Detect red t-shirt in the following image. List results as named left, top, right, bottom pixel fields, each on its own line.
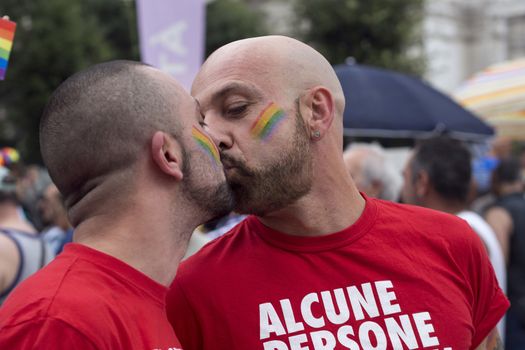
left=167, top=197, right=509, bottom=350
left=0, top=243, right=182, bottom=350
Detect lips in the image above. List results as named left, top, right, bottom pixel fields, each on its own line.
left=220, top=154, right=239, bottom=169
left=220, top=155, right=251, bottom=177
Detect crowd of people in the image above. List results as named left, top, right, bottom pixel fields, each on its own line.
left=0, top=155, right=70, bottom=303
left=344, top=137, right=525, bottom=348
left=0, top=34, right=522, bottom=350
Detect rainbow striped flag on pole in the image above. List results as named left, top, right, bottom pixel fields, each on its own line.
left=0, top=18, right=16, bottom=80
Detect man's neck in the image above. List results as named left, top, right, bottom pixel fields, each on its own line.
left=498, top=183, right=523, bottom=197
left=56, top=215, right=71, bottom=231
left=258, top=166, right=366, bottom=237
left=0, top=203, right=37, bottom=233
left=421, top=195, right=466, bottom=215
left=73, top=204, right=195, bottom=286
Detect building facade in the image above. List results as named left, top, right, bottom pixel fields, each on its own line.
left=424, top=0, right=525, bottom=93
left=249, top=0, right=525, bottom=93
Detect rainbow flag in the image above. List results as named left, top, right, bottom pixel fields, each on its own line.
left=250, top=102, right=286, bottom=140
left=0, top=18, right=16, bottom=80
left=0, top=147, right=20, bottom=166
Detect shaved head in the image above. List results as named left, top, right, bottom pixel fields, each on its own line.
left=194, top=35, right=345, bottom=124
left=40, top=60, right=186, bottom=214
left=191, top=36, right=350, bottom=214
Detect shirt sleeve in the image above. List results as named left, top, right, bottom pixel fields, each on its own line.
left=457, top=219, right=510, bottom=348
left=166, top=278, right=203, bottom=350
left=0, top=317, right=99, bottom=349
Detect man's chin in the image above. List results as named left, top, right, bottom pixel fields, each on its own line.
left=225, top=170, right=249, bottom=185
left=209, top=181, right=236, bottom=217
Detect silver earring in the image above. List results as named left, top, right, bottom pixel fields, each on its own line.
left=312, top=130, right=321, bottom=138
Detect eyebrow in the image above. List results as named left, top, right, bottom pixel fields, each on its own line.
left=211, top=81, right=263, bottom=102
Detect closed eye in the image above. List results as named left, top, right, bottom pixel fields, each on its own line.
left=225, top=104, right=248, bottom=118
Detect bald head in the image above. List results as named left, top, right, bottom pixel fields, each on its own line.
left=195, top=35, right=345, bottom=123
left=40, top=60, right=186, bottom=211
left=344, top=143, right=402, bottom=201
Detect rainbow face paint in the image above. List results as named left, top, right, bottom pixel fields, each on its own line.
left=192, top=126, right=221, bottom=165
left=250, top=102, right=286, bottom=141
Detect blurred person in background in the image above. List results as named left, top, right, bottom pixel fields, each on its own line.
left=186, top=212, right=247, bottom=258
left=343, top=142, right=402, bottom=202
left=0, top=166, right=54, bottom=304
left=167, top=35, right=507, bottom=350
left=1, top=146, right=55, bottom=232
left=39, top=183, right=73, bottom=254
left=519, top=146, right=525, bottom=180
left=0, top=147, right=20, bottom=170
left=184, top=227, right=211, bottom=260
left=470, top=136, right=515, bottom=214
left=401, top=136, right=507, bottom=338
left=0, top=60, right=234, bottom=349
left=202, top=212, right=246, bottom=240
left=491, top=136, right=513, bottom=161
left=484, top=158, right=525, bottom=349
left=15, top=165, right=52, bottom=231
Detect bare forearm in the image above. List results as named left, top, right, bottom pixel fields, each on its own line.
left=476, top=329, right=503, bottom=350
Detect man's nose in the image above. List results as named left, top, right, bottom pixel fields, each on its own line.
left=204, top=115, right=233, bottom=152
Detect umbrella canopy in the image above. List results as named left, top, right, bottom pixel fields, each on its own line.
left=334, top=63, right=494, bottom=142
left=454, top=57, right=525, bottom=140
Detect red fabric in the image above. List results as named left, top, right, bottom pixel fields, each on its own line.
left=167, top=197, right=509, bottom=350
left=0, top=243, right=182, bottom=350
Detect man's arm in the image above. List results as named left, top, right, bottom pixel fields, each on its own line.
left=0, top=234, right=20, bottom=294
left=0, top=318, right=99, bottom=349
left=485, top=206, right=512, bottom=263
left=475, top=328, right=503, bottom=350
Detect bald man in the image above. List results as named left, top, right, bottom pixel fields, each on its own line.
left=166, top=36, right=508, bottom=350
left=0, top=61, right=233, bottom=349
left=343, top=143, right=402, bottom=202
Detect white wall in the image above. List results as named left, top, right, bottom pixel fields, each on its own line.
left=423, top=0, right=525, bottom=93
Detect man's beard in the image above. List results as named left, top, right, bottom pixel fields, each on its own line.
left=222, top=110, right=313, bottom=216
left=181, top=149, right=235, bottom=222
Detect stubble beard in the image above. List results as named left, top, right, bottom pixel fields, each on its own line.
left=181, top=148, right=235, bottom=224
left=224, top=110, right=313, bottom=216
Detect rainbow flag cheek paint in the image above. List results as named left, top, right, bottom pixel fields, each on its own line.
left=0, top=18, right=16, bottom=81
left=250, top=102, right=286, bottom=141
left=191, top=126, right=221, bottom=165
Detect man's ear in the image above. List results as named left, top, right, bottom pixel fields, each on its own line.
left=415, top=170, right=429, bottom=198
left=151, top=131, right=184, bottom=181
left=302, top=86, right=335, bottom=141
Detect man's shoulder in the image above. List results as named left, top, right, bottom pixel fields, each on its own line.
left=0, top=255, right=138, bottom=349
left=457, top=210, right=491, bottom=232
left=0, top=314, right=98, bottom=349
left=1, top=253, right=119, bottom=327
left=374, top=198, right=467, bottom=226
left=0, top=256, right=71, bottom=327
left=372, top=199, right=476, bottom=246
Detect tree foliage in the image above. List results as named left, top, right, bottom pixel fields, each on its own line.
left=205, top=0, right=268, bottom=58
left=0, top=0, right=138, bottom=163
left=293, top=0, right=425, bottom=75
left=0, top=0, right=424, bottom=162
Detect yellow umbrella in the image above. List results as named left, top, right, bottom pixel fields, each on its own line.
left=454, top=57, right=525, bottom=140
